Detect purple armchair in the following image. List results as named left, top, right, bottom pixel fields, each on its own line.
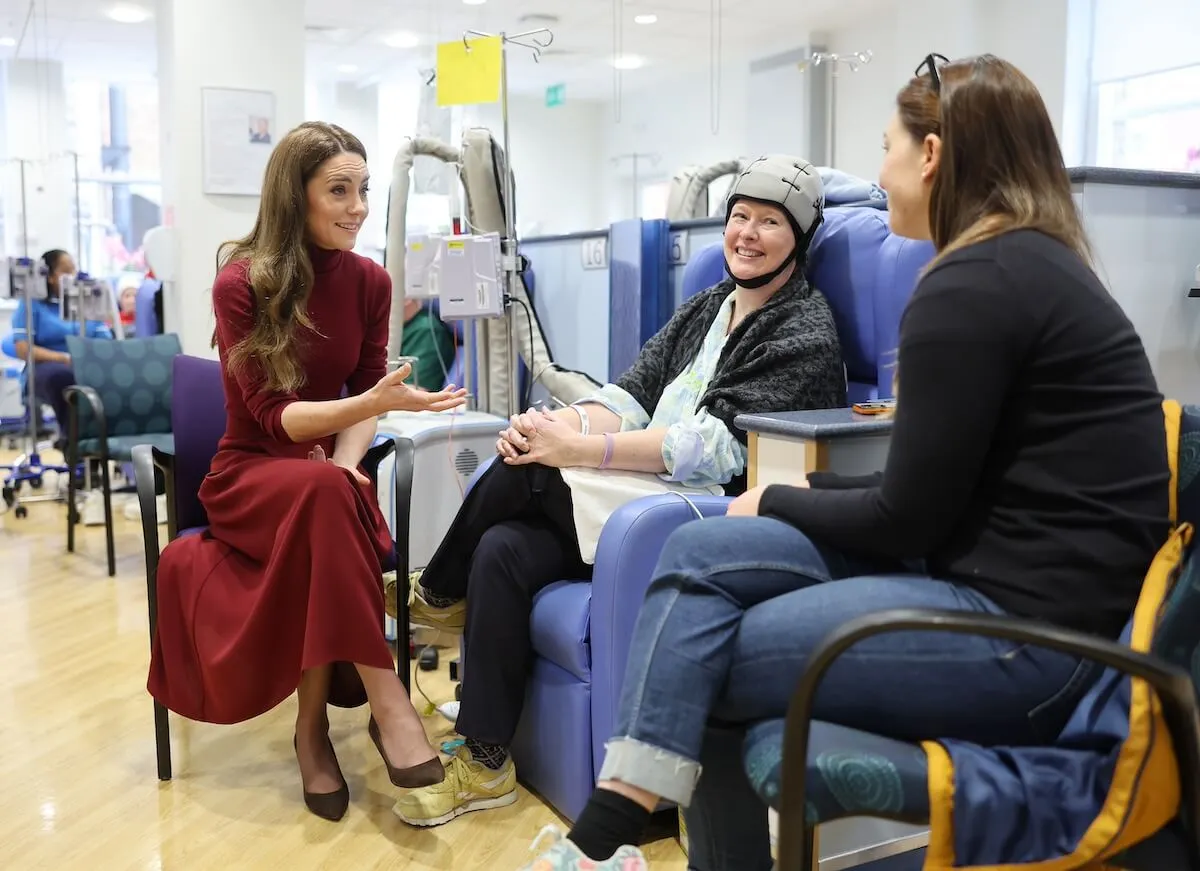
left=131, top=354, right=413, bottom=781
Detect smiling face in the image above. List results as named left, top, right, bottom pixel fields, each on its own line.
left=723, top=199, right=796, bottom=286
left=304, top=151, right=369, bottom=250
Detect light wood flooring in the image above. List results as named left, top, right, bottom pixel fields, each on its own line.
left=0, top=455, right=687, bottom=870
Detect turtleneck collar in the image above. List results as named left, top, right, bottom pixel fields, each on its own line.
left=307, top=243, right=346, bottom=275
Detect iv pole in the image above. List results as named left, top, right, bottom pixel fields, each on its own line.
left=798, top=50, right=872, bottom=167
left=1, top=156, right=72, bottom=515
left=462, top=27, right=553, bottom=419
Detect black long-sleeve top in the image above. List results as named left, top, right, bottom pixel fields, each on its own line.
left=759, top=230, right=1171, bottom=638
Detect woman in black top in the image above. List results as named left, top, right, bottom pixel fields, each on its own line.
left=518, top=55, right=1171, bottom=871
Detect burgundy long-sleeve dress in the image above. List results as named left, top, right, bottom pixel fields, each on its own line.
left=147, top=244, right=396, bottom=724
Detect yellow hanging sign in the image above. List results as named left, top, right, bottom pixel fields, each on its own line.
left=436, top=36, right=503, bottom=106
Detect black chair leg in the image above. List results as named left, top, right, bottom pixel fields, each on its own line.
left=394, top=557, right=411, bottom=693
left=100, top=455, right=116, bottom=577
left=154, top=699, right=172, bottom=780
left=66, top=454, right=77, bottom=553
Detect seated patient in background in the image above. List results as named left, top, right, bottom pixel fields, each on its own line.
left=10, top=249, right=113, bottom=451
left=391, top=153, right=848, bottom=828
left=399, top=297, right=456, bottom=390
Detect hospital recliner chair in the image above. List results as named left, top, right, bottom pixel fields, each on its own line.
left=459, top=207, right=936, bottom=823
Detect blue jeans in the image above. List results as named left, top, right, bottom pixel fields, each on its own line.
left=596, top=516, right=1098, bottom=871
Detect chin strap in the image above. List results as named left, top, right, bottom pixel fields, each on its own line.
left=725, top=245, right=799, bottom=289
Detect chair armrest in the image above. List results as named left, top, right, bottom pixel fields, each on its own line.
left=734, top=407, right=894, bottom=442
left=589, top=493, right=731, bottom=774
left=132, top=443, right=176, bottom=646
left=364, top=433, right=414, bottom=687
left=63, top=384, right=108, bottom=460
left=775, top=608, right=1200, bottom=871
left=362, top=433, right=397, bottom=484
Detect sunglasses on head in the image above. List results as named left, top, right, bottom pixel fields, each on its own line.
left=916, top=53, right=951, bottom=93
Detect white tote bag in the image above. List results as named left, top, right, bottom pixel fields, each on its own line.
left=559, top=466, right=723, bottom=564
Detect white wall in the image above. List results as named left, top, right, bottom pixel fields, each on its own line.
left=157, top=0, right=306, bottom=356
left=0, top=60, right=73, bottom=258
left=827, top=0, right=1071, bottom=181
left=1091, top=0, right=1200, bottom=82
left=464, top=96, right=608, bottom=236
left=601, top=63, right=752, bottom=222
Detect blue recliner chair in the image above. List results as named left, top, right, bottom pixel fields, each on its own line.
left=506, top=207, right=936, bottom=822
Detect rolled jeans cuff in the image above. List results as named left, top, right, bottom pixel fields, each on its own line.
left=597, top=736, right=703, bottom=807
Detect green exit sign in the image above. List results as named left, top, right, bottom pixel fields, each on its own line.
left=545, top=83, right=566, bottom=107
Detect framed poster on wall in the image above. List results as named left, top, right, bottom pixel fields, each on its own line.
left=201, top=87, right=276, bottom=196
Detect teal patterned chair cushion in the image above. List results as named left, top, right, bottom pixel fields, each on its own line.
left=1153, top=405, right=1200, bottom=681
left=76, top=432, right=175, bottom=462
left=742, top=718, right=929, bottom=824
left=65, top=333, right=181, bottom=443
left=1175, top=404, right=1200, bottom=530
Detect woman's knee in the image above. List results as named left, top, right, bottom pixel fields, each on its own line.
left=470, top=525, right=531, bottom=585
left=293, top=460, right=358, bottom=503
left=655, top=515, right=811, bottom=577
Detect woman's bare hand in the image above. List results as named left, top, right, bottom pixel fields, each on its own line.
left=368, top=363, right=468, bottom=414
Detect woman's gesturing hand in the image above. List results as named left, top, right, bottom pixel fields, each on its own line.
left=368, top=363, right=468, bottom=414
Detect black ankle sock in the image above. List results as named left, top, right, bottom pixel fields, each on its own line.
left=568, top=789, right=652, bottom=861
left=464, top=737, right=508, bottom=770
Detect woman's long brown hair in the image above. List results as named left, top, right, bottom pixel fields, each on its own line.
left=897, top=53, right=1090, bottom=267
left=888, top=54, right=1089, bottom=401
left=214, top=121, right=367, bottom=393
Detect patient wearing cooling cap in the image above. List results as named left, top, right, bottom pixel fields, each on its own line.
left=387, top=153, right=848, bottom=830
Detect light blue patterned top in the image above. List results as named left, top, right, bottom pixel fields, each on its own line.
left=575, top=293, right=744, bottom=488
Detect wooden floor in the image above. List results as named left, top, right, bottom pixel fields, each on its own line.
left=0, top=458, right=687, bottom=870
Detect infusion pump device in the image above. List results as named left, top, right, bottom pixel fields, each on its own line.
left=405, top=232, right=505, bottom=320
left=60, top=273, right=120, bottom=325
left=2, top=257, right=49, bottom=301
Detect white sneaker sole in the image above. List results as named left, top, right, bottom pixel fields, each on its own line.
left=395, top=788, right=517, bottom=827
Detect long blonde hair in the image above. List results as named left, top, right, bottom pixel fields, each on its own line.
left=214, top=121, right=367, bottom=393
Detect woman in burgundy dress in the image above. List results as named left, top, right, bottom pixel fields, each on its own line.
left=147, top=121, right=467, bottom=822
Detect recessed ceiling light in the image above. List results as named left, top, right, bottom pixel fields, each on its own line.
left=634, top=13, right=657, bottom=24
left=107, top=4, right=149, bottom=23
left=612, top=55, right=644, bottom=70
left=0, top=37, right=15, bottom=47
left=384, top=31, right=420, bottom=48
left=463, top=0, right=487, bottom=5
left=337, top=64, right=358, bottom=73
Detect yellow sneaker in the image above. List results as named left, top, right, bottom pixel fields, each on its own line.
left=383, top=570, right=467, bottom=634
left=393, top=745, right=517, bottom=826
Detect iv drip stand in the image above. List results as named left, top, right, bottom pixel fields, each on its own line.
left=1, top=155, right=74, bottom=516
left=463, top=27, right=553, bottom=420
left=798, top=50, right=872, bottom=167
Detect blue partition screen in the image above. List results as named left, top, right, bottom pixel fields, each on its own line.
left=607, top=218, right=671, bottom=381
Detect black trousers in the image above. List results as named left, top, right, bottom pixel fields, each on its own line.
left=422, top=460, right=593, bottom=747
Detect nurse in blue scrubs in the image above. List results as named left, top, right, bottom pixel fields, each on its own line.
left=11, top=249, right=114, bottom=449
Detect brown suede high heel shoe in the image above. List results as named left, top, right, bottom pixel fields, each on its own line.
left=368, top=716, right=446, bottom=788
left=293, top=734, right=351, bottom=821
